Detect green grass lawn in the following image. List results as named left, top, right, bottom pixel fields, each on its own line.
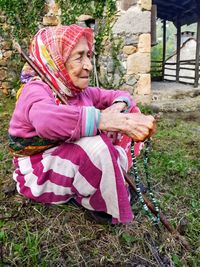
left=0, top=95, right=200, bottom=266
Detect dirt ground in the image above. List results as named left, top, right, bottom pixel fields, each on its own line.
left=151, top=81, right=200, bottom=112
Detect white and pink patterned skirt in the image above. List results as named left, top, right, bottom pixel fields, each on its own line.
left=13, top=133, right=142, bottom=224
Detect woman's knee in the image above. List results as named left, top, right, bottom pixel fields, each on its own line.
left=76, top=134, right=117, bottom=161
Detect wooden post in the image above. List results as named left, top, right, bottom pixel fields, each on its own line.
left=176, top=22, right=181, bottom=82
left=162, top=20, right=166, bottom=80
left=194, top=21, right=200, bottom=87
left=151, top=5, right=157, bottom=46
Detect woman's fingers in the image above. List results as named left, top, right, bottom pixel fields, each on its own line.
left=131, top=129, right=149, bottom=142
left=126, top=114, right=156, bottom=141
left=148, top=119, right=156, bottom=137
left=98, top=112, right=156, bottom=142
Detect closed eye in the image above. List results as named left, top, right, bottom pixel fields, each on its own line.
left=75, top=56, right=82, bottom=61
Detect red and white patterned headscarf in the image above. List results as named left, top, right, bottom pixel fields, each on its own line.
left=21, top=25, right=93, bottom=97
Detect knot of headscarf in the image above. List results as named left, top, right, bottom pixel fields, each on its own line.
left=20, top=24, right=93, bottom=97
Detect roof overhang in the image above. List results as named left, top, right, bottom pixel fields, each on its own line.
left=152, top=0, right=200, bottom=26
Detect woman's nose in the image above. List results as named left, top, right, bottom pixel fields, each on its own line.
left=83, top=57, right=93, bottom=71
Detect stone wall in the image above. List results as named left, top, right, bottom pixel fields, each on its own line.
left=99, top=0, right=152, bottom=104
left=0, top=15, right=14, bottom=95
left=43, top=0, right=61, bottom=26
left=0, top=0, right=60, bottom=96
left=0, top=0, right=152, bottom=104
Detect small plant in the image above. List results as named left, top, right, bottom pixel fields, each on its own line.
left=100, top=37, right=125, bottom=89
left=0, top=0, right=45, bottom=40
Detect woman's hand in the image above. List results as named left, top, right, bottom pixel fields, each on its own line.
left=102, top=102, right=127, bottom=113
left=99, top=112, right=156, bottom=142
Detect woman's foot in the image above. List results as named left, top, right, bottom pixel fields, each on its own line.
left=68, top=198, right=112, bottom=224
left=85, top=210, right=112, bottom=225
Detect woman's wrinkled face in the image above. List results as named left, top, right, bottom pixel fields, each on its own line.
left=65, top=36, right=93, bottom=90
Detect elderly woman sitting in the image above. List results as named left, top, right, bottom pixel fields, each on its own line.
left=8, top=25, right=155, bottom=224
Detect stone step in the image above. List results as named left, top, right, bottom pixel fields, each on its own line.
left=152, top=88, right=200, bottom=101
left=150, top=95, right=200, bottom=112
left=150, top=82, right=200, bottom=112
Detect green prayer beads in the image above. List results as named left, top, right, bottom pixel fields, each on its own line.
left=129, top=138, right=160, bottom=224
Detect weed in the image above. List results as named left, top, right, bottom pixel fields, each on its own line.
left=0, top=96, right=199, bottom=266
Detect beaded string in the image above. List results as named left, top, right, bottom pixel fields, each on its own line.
left=143, top=138, right=160, bottom=222
left=129, top=138, right=160, bottom=224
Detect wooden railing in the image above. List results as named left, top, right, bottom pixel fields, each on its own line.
left=151, top=59, right=200, bottom=85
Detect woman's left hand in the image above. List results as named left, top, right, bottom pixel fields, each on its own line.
left=102, top=102, right=127, bottom=114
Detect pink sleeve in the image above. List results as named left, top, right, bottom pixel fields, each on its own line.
left=9, top=81, right=100, bottom=141
left=84, top=87, right=136, bottom=110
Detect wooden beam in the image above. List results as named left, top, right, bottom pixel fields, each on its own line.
left=151, top=5, right=157, bottom=46
left=162, top=20, right=166, bottom=80
left=176, top=22, right=181, bottom=82
left=196, top=0, right=200, bottom=12
left=154, top=0, right=199, bottom=25
left=194, top=21, right=200, bottom=87
left=156, top=2, right=184, bottom=10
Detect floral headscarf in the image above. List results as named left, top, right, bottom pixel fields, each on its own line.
left=20, top=24, right=93, bottom=97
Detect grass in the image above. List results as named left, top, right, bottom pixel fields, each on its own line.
left=0, top=95, right=200, bottom=266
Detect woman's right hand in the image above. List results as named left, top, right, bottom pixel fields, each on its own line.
left=98, top=112, right=156, bottom=142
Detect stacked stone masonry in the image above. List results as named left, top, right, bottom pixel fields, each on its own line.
left=0, top=1, right=61, bottom=96
left=0, top=15, right=14, bottom=95
left=99, top=0, right=152, bottom=103
left=0, top=0, right=152, bottom=103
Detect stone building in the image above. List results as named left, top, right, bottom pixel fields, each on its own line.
left=0, top=0, right=152, bottom=104
left=99, top=0, right=152, bottom=103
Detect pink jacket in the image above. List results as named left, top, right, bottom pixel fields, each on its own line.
left=9, top=80, right=136, bottom=141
